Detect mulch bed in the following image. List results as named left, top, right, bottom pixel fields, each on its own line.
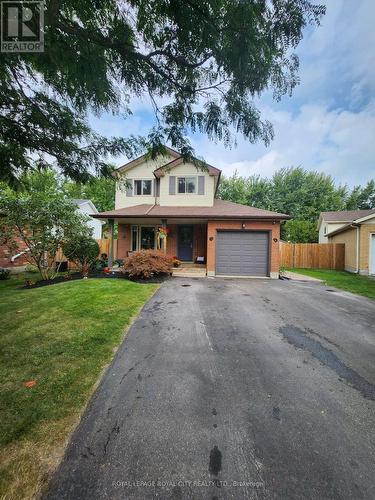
left=21, top=271, right=171, bottom=289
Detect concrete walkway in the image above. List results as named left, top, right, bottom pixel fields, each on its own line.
left=283, top=270, right=323, bottom=282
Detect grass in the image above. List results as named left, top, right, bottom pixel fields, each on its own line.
left=289, top=268, right=375, bottom=300
left=0, top=273, right=158, bottom=499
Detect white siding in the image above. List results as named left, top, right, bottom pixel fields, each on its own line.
left=115, top=155, right=173, bottom=209
left=319, top=221, right=347, bottom=243
left=159, top=163, right=214, bottom=207
left=115, top=158, right=215, bottom=208
left=77, top=202, right=102, bottom=239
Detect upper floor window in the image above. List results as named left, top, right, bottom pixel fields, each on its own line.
left=178, top=176, right=196, bottom=194
left=324, top=225, right=327, bottom=235
left=134, top=179, right=152, bottom=195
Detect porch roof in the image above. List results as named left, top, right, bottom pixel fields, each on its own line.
left=92, top=199, right=290, bottom=220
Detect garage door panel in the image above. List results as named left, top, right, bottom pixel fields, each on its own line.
left=216, top=231, right=269, bottom=276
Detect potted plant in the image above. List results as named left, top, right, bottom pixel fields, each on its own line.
left=172, top=256, right=181, bottom=268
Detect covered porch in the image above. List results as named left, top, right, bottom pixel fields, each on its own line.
left=106, top=217, right=208, bottom=274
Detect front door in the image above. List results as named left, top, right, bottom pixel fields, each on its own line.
left=178, top=225, right=193, bottom=261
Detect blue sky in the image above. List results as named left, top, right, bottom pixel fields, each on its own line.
left=90, top=0, right=375, bottom=187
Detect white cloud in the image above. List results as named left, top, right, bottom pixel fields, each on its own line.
left=192, top=101, right=375, bottom=186
left=88, top=0, right=375, bottom=187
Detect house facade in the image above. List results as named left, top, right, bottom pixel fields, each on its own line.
left=93, top=148, right=289, bottom=278
left=317, top=209, right=375, bottom=243
left=324, top=210, right=375, bottom=275
left=0, top=199, right=102, bottom=270
left=72, top=199, right=103, bottom=239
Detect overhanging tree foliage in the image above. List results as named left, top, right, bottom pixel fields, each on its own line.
left=218, top=167, right=375, bottom=242
left=0, top=0, right=325, bottom=185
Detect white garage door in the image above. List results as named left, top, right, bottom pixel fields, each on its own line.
left=216, top=231, right=269, bottom=276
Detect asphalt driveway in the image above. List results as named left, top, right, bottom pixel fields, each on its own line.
left=45, top=278, right=375, bottom=499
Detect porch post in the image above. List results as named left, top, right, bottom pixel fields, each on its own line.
left=161, top=219, right=167, bottom=254
left=108, top=218, right=114, bottom=268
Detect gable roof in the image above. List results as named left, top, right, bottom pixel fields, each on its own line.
left=320, top=209, right=375, bottom=222
left=71, top=198, right=90, bottom=205
left=114, top=147, right=181, bottom=175
left=153, top=157, right=221, bottom=178
left=92, top=199, right=289, bottom=220
left=71, top=198, right=99, bottom=214
left=327, top=210, right=375, bottom=237
left=113, top=146, right=222, bottom=181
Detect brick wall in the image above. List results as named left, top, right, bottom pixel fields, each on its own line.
left=206, top=220, right=281, bottom=278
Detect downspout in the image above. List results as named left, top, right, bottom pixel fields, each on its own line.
left=356, top=225, right=360, bottom=274
left=11, top=247, right=30, bottom=262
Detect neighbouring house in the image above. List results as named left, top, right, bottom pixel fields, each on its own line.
left=322, top=209, right=375, bottom=275
left=0, top=199, right=102, bottom=269
left=92, top=147, right=289, bottom=278
left=317, top=209, right=375, bottom=244
left=72, top=199, right=103, bottom=239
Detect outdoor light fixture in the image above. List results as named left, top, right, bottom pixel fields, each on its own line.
left=242, top=223, right=246, bottom=229
left=273, top=238, right=278, bottom=243
left=209, top=236, right=214, bottom=241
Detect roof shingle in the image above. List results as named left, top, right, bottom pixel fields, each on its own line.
left=321, top=209, right=375, bottom=222
left=93, top=199, right=289, bottom=220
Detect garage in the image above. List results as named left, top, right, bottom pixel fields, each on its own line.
left=216, top=230, right=270, bottom=276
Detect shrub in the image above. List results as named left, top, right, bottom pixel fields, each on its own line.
left=91, top=256, right=108, bottom=272
left=122, top=250, right=172, bottom=279
left=63, top=236, right=100, bottom=277
left=25, top=264, right=39, bottom=273
left=0, top=268, right=10, bottom=280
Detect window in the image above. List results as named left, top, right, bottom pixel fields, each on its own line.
left=177, top=176, right=196, bottom=194
left=134, top=179, right=152, bottom=195
left=131, top=225, right=156, bottom=251
left=324, top=225, right=327, bottom=235
left=140, top=227, right=155, bottom=250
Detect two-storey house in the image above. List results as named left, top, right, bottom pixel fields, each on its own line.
left=93, top=147, right=289, bottom=277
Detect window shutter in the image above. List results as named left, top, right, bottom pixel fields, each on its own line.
left=198, top=176, right=205, bottom=195
left=169, top=176, right=176, bottom=195
left=126, top=179, right=133, bottom=197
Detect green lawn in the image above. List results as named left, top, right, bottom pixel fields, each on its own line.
left=289, top=268, right=375, bottom=300
left=0, top=274, right=158, bottom=499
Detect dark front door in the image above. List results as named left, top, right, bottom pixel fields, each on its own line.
left=178, top=225, right=194, bottom=261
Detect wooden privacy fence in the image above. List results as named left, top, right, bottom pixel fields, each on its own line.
left=280, top=242, right=345, bottom=270
left=55, top=238, right=118, bottom=265
left=97, top=238, right=118, bottom=260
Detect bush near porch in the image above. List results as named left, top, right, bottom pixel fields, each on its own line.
left=0, top=274, right=158, bottom=499
left=122, top=250, right=172, bottom=279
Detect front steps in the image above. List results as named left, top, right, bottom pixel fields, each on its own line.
left=172, top=264, right=207, bottom=278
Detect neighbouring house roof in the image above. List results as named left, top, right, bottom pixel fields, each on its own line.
left=92, top=199, right=289, bottom=220
left=320, top=209, right=375, bottom=223
left=71, top=198, right=99, bottom=214
left=71, top=198, right=91, bottom=205
left=327, top=211, right=375, bottom=237
left=317, top=208, right=375, bottom=231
